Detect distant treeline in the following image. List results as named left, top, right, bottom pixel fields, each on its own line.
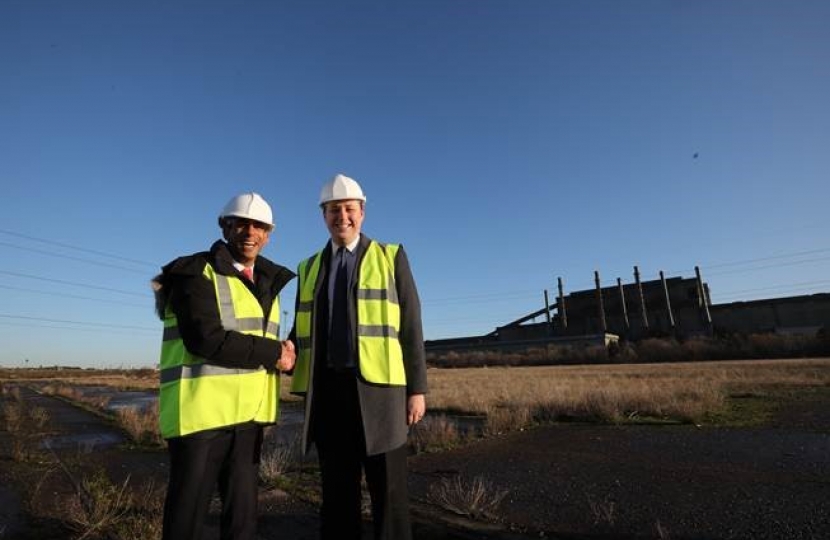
left=427, top=330, right=830, bottom=368
left=0, top=367, right=157, bottom=379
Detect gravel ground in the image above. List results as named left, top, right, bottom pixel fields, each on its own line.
left=408, top=403, right=830, bottom=540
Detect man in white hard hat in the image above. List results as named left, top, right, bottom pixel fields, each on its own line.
left=290, top=174, right=427, bottom=540
left=152, top=192, right=296, bottom=540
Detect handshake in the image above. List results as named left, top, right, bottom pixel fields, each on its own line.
left=276, top=339, right=296, bottom=372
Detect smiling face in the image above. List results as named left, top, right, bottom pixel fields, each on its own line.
left=323, top=199, right=364, bottom=247
left=221, top=217, right=271, bottom=265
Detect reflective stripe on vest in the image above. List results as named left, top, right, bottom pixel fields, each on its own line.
left=158, top=263, right=280, bottom=438
left=290, top=251, right=322, bottom=394
left=291, top=241, right=405, bottom=394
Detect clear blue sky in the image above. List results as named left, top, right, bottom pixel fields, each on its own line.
left=1, top=1, right=828, bottom=368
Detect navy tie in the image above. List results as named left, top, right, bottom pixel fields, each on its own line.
left=329, top=247, right=351, bottom=367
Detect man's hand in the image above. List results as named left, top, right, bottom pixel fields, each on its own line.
left=407, top=393, right=426, bottom=426
left=276, top=339, right=295, bottom=372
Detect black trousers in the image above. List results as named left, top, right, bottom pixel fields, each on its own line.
left=314, top=369, right=412, bottom=540
left=162, top=424, right=263, bottom=540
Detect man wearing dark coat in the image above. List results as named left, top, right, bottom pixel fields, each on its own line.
left=290, top=174, right=428, bottom=540
left=153, top=192, right=296, bottom=540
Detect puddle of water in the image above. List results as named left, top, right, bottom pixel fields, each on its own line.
left=105, top=392, right=158, bottom=414
left=49, top=385, right=158, bottom=414
left=63, top=387, right=304, bottom=425
left=40, top=384, right=308, bottom=448
left=41, top=432, right=124, bottom=451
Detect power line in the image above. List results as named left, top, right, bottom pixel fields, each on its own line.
left=0, top=284, right=149, bottom=308
left=705, top=255, right=830, bottom=277
left=663, top=247, right=830, bottom=276
left=716, top=279, right=830, bottom=297
left=4, top=228, right=829, bottom=331
left=0, top=228, right=157, bottom=268
left=0, top=314, right=157, bottom=332
left=7, top=225, right=828, bottom=304
left=714, top=282, right=830, bottom=302
left=702, top=246, right=830, bottom=270
left=0, top=270, right=150, bottom=297
left=0, top=241, right=151, bottom=275
left=554, top=252, right=830, bottom=296
left=0, top=320, right=159, bottom=336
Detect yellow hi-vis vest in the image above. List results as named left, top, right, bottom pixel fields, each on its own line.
left=291, top=241, right=405, bottom=393
left=158, top=263, right=280, bottom=439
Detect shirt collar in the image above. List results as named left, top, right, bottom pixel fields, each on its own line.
left=330, top=236, right=359, bottom=255
left=232, top=260, right=253, bottom=272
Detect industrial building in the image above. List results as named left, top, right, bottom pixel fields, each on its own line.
left=425, top=267, right=830, bottom=353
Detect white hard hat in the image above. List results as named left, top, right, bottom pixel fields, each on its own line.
left=219, top=192, right=274, bottom=230
left=319, top=174, right=367, bottom=206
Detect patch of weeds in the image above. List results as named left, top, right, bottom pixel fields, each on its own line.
left=703, top=385, right=830, bottom=427
left=779, top=385, right=830, bottom=403
left=703, top=393, right=777, bottom=427
left=115, top=403, right=163, bottom=448
left=275, top=467, right=322, bottom=505
left=762, top=386, right=830, bottom=433
left=66, top=469, right=132, bottom=538
left=586, top=493, right=616, bottom=526
left=259, top=434, right=301, bottom=489
left=409, top=415, right=465, bottom=453
left=111, top=478, right=165, bottom=539
left=484, top=404, right=532, bottom=436
left=66, top=469, right=163, bottom=540
left=427, top=475, right=508, bottom=520
left=2, top=394, right=51, bottom=462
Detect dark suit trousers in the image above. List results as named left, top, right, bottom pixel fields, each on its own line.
left=314, top=369, right=412, bottom=540
left=162, top=425, right=263, bottom=540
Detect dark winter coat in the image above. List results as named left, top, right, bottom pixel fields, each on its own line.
left=153, top=240, right=296, bottom=371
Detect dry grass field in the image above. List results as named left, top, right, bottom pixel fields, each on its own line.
left=0, top=368, right=158, bottom=390
left=424, top=358, right=830, bottom=431
left=5, top=356, right=829, bottom=439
